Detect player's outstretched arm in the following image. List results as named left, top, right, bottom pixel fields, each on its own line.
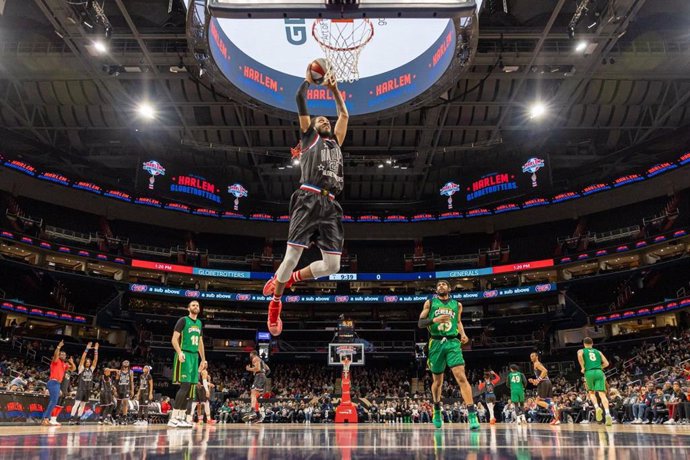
left=328, top=80, right=349, bottom=146
left=78, top=342, right=90, bottom=372
left=91, top=343, right=99, bottom=370
left=297, top=70, right=312, bottom=133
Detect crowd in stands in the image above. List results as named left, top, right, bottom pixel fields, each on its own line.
left=1, top=325, right=689, bottom=425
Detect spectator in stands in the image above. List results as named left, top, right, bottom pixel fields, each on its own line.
left=160, top=396, right=172, bottom=415
left=650, top=386, right=669, bottom=424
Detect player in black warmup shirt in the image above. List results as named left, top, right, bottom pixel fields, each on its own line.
left=135, top=366, right=154, bottom=425
left=99, top=369, right=116, bottom=425
left=263, top=65, right=349, bottom=336
left=106, top=361, right=134, bottom=424
left=69, top=342, right=99, bottom=424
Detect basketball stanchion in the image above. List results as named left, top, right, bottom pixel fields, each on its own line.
left=334, top=345, right=359, bottom=423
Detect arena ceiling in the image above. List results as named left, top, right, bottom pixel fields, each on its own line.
left=0, top=0, right=689, bottom=209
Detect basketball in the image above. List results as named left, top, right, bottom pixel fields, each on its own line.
left=308, top=58, right=331, bottom=86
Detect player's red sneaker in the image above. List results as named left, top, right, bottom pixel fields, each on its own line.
left=262, top=276, right=277, bottom=296
left=267, top=299, right=283, bottom=336
left=263, top=275, right=298, bottom=296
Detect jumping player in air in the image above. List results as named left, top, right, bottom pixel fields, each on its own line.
left=263, top=65, right=349, bottom=336
left=169, top=300, right=206, bottom=428
left=508, top=364, right=528, bottom=424
left=42, top=340, right=75, bottom=426
left=578, top=337, right=613, bottom=426
left=134, top=365, right=154, bottom=426
left=479, top=370, right=500, bottom=424
left=70, top=342, right=99, bottom=424
left=244, top=350, right=270, bottom=423
left=529, top=352, right=559, bottom=425
left=418, top=280, right=480, bottom=430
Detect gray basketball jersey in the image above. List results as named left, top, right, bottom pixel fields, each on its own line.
left=300, top=127, right=344, bottom=195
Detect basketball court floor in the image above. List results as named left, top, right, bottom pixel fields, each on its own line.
left=0, top=424, right=687, bottom=459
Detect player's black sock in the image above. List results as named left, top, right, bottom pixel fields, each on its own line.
left=434, top=402, right=441, bottom=411
left=467, top=404, right=477, bottom=413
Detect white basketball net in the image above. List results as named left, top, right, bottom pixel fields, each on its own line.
left=340, top=354, right=352, bottom=373
left=312, top=19, right=374, bottom=83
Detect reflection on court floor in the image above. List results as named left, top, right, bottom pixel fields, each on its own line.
left=0, top=423, right=687, bottom=459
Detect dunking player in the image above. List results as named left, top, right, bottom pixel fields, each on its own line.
left=169, top=300, right=206, bottom=428
left=70, top=342, right=99, bottom=424
left=244, top=350, right=270, bottom=423
left=529, top=352, right=559, bottom=424
left=578, top=337, right=613, bottom=426
left=508, top=364, right=528, bottom=424
left=418, top=280, right=480, bottom=430
left=263, top=66, right=349, bottom=336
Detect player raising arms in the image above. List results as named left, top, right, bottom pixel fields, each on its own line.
left=169, top=300, right=206, bottom=428
left=479, top=370, right=500, bottom=424
left=578, top=337, right=613, bottom=426
left=418, top=280, right=480, bottom=430
left=70, top=342, right=99, bottom=424
left=263, top=61, right=349, bottom=336
left=529, top=352, right=559, bottom=425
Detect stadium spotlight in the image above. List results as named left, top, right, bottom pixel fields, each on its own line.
left=529, top=102, right=547, bottom=120
left=377, top=163, right=384, bottom=169
left=137, top=102, right=156, bottom=120
left=292, top=158, right=300, bottom=166
left=93, top=40, right=107, bottom=54
left=575, top=40, right=588, bottom=52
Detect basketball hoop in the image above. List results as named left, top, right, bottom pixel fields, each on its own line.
left=312, top=18, right=374, bottom=83
left=340, top=354, right=352, bottom=374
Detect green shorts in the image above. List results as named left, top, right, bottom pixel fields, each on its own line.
left=173, top=351, right=199, bottom=384
left=427, top=337, right=465, bottom=374
left=585, top=369, right=606, bottom=392
left=511, top=391, right=525, bottom=403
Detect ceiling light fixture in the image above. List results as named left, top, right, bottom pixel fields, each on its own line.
left=528, top=102, right=547, bottom=120
left=137, top=102, right=155, bottom=120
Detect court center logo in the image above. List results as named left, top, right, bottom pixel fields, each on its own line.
left=522, top=157, right=545, bottom=188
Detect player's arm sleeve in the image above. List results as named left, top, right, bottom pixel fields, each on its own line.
left=296, top=80, right=311, bottom=132
left=521, top=373, right=527, bottom=388
left=174, top=318, right=185, bottom=333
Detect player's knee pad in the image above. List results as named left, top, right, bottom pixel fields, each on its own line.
left=323, top=252, right=341, bottom=274
left=276, top=245, right=303, bottom=282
